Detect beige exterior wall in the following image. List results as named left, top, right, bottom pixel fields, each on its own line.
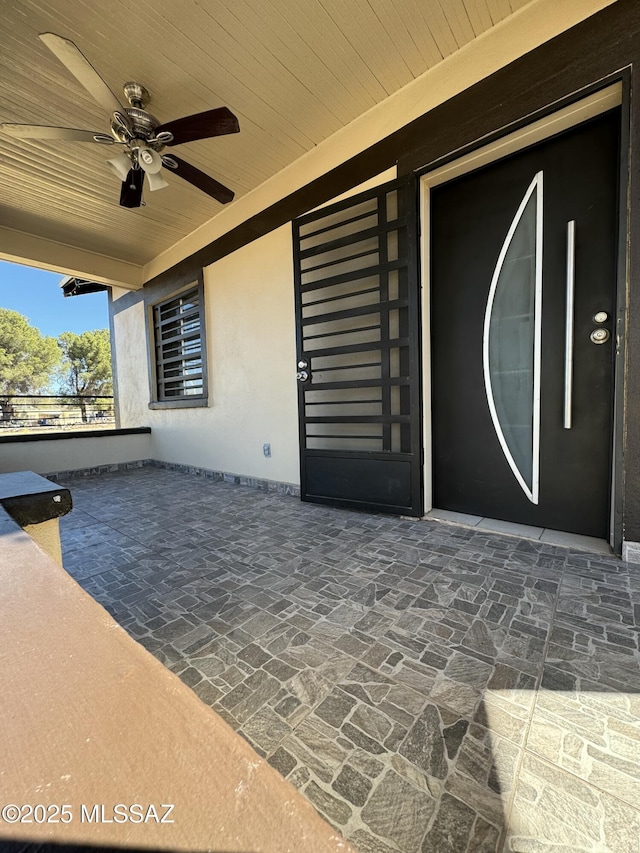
left=114, top=170, right=398, bottom=486
left=0, top=432, right=153, bottom=476
left=112, top=288, right=151, bottom=427
left=116, top=226, right=301, bottom=485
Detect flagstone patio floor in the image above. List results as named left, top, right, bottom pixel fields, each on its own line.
left=57, top=466, right=640, bottom=853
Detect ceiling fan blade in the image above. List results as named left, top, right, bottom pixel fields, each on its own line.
left=155, top=108, right=239, bottom=146
left=120, top=168, right=144, bottom=208
left=164, top=155, right=234, bottom=204
left=39, top=33, right=125, bottom=116
left=0, top=123, right=113, bottom=144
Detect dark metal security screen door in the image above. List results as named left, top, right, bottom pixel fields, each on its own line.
left=293, top=177, right=422, bottom=516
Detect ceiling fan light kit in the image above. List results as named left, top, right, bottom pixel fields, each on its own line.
left=138, top=145, right=163, bottom=174
left=0, top=33, right=240, bottom=209
left=107, top=152, right=131, bottom=181
left=147, top=170, right=169, bottom=192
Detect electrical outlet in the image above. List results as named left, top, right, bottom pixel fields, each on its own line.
left=263, top=443, right=271, bottom=458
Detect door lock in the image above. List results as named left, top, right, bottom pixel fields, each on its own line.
left=590, top=328, right=610, bottom=344
left=297, top=358, right=309, bottom=382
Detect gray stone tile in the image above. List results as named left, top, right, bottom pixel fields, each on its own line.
left=239, top=705, right=291, bottom=754
left=237, top=642, right=272, bottom=668
left=267, top=746, right=296, bottom=777
left=361, top=769, right=437, bottom=851
left=399, top=703, right=450, bottom=779
left=288, top=765, right=311, bottom=789
left=342, top=721, right=387, bottom=755
left=421, top=793, right=476, bottom=852
left=305, top=780, right=352, bottom=826
left=192, top=679, right=223, bottom=707
left=315, top=689, right=357, bottom=729
left=508, top=752, right=640, bottom=852
left=272, top=693, right=303, bottom=720
left=284, top=718, right=350, bottom=783
left=350, top=703, right=394, bottom=742
left=350, top=748, right=385, bottom=781
left=347, top=829, right=398, bottom=853
left=332, top=764, right=372, bottom=806
left=527, top=681, right=640, bottom=810
left=444, top=770, right=505, bottom=830
left=59, top=467, right=640, bottom=853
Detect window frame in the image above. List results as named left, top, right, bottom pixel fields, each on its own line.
left=148, top=275, right=209, bottom=410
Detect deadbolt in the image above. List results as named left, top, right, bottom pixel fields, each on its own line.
left=297, top=359, right=308, bottom=369
left=590, top=328, right=610, bottom=344
left=593, top=311, right=609, bottom=323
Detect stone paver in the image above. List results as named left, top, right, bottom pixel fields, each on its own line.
left=57, top=467, right=640, bottom=852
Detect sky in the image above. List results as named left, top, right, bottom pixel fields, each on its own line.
left=0, top=260, right=109, bottom=339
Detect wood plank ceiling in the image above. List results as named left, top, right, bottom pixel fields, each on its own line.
left=0, top=0, right=529, bottom=269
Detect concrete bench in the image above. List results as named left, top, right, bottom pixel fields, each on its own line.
left=0, top=470, right=71, bottom=566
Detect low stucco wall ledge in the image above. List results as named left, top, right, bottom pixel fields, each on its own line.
left=0, top=507, right=356, bottom=852
left=0, top=427, right=153, bottom=477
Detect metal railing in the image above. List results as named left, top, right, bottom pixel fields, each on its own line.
left=0, top=395, right=115, bottom=434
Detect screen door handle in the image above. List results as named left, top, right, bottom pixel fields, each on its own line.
left=564, top=220, right=575, bottom=429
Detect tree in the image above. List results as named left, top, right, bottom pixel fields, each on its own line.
left=0, top=309, right=61, bottom=422
left=58, top=330, right=113, bottom=422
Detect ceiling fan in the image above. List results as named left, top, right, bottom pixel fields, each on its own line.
left=0, top=33, right=239, bottom=208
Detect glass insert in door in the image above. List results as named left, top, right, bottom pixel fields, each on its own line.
left=483, top=172, right=543, bottom=504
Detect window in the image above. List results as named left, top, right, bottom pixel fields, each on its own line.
left=151, top=282, right=207, bottom=406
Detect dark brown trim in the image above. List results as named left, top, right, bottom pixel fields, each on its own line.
left=611, top=71, right=632, bottom=554
left=148, top=398, right=208, bottom=410
left=411, top=73, right=628, bottom=179
left=0, top=427, right=151, bottom=444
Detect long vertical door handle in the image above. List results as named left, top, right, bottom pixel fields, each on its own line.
left=564, top=220, right=576, bottom=429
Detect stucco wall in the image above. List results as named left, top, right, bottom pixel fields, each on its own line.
left=0, top=431, right=153, bottom=476
left=114, top=226, right=300, bottom=486
left=111, top=289, right=150, bottom=428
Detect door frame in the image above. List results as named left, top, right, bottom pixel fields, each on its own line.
left=418, top=75, right=630, bottom=552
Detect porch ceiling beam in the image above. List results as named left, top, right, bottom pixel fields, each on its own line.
left=0, top=225, right=143, bottom=289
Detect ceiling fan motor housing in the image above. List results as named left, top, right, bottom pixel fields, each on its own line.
left=109, top=83, right=160, bottom=143
left=125, top=107, right=160, bottom=139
